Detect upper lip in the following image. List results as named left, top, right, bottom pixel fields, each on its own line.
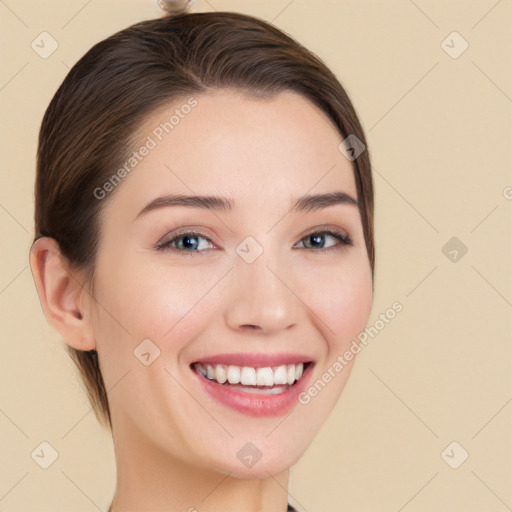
left=192, top=352, right=314, bottom=368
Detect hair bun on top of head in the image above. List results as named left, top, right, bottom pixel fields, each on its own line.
left=157, top=0, right=194, bottom=15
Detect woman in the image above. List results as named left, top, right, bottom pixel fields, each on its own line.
left=29, top=7, right=374, bottom=511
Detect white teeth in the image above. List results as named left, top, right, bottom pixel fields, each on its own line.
left=227, top=365, right=241, bottom=384
left=286, top=365, right=295, bottom=385
left=196, top=362, right=307, bottom=387
left=256, top=367, right=274, bottom=386
left=240, top=366, right=257, bottom=385
left=273, top=365, right=288, bottom=385
left=215, top=364, right=227, bottom=384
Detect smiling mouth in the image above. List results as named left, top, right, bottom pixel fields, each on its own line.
left=191, top=362, right=312, bottom=395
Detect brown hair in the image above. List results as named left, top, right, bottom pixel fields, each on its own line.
left=33, top=12, right=374, bottom=430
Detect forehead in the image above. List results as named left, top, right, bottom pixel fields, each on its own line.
left=106, top=90, right=357, bottom=217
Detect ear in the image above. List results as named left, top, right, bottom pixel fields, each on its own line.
left=29, top=237, right=96, bottom=351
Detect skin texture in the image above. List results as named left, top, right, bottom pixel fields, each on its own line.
left=30, top=90, right=373, bottom=511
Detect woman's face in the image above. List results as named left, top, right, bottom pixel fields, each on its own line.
left=88, top=90, right=373, bottom=476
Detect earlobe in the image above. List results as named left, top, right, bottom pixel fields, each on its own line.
left=29, top=237, right=96, bottom=351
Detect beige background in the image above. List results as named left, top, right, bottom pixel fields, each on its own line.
left=1, top=0, right=511, bottom=510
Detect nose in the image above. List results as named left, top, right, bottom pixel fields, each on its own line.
left=223, top=247, right=299, bottom=335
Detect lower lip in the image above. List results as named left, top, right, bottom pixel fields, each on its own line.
left=192, top=364, right=314, bottom=417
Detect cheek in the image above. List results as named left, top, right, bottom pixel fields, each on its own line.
left=90, top=254, right=217, bottom=415
left=96, top=252, right=218, bottom=344
left=306, top=252, right=373, bottom=352
left=293, top=255, right=372, bottom=418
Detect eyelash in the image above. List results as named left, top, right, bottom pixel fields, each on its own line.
left=155, top=228, right=353, bottom=255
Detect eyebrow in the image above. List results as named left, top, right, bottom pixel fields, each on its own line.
left=134, top=191, right=358, bottom=220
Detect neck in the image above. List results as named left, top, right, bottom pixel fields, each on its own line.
left=108, top=414, right=291, bottom=512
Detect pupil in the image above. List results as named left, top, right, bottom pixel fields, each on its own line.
left=183, top=236, right=198, bottom=250
left=310, top=234, right=323, bottom=248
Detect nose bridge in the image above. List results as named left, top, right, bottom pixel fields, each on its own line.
left=223, top=237, right=298, bottom=333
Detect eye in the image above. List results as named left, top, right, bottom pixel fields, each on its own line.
left=155, top=228, right=353, bottom=255
left=155, top=231, right=216, bottom=254
left=294, top=229, right=353, bottom=251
